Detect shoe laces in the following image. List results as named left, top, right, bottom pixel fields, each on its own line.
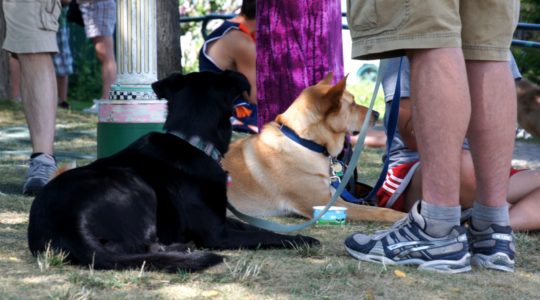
left=27, top=157, right=56, bottom=179
left=372, top=215, right=410, bottom=239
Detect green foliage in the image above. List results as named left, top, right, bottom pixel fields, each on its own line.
left=346, top=78, right=386, bottom=116
left=520, top=0, right=540, bottom=24
left=512, top=0, right=540, bottom=84
left=180, top=0, right=239, bottom=73
left=67, top=24, right=102, bottom=103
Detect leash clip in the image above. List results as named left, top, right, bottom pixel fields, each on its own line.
left=330, top=175, right=341, bottom=183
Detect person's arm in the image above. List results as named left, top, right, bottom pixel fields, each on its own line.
left=397, top=97, right=417, bottom=151
left=228, top=30, right=257, bottom=104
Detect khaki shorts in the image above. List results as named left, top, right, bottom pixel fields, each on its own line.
left=346, top=0, right=520, bottom=61
left=2, top=0, right=61, bottom=54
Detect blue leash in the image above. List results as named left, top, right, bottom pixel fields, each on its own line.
left=227, top=60, right=401, bottom=232
left=333, top=58, right=403, bottom=205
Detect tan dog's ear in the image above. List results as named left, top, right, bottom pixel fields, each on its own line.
left=324, top=76, right=347, bottom=110
left=319, top=72, right=334, bottom=85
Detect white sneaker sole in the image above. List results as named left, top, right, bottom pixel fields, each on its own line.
left=345, top=246, right=472, bottom=274
left=472, top=253, right=515, bottom=272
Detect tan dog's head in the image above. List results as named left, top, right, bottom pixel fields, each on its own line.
left=276, top=73, right=377, bottom=156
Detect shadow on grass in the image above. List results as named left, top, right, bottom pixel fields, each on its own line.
left=0, top=182, right=23, bottom=195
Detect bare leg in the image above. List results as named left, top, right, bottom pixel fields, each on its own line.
left=18, top=53, right=57, bottom=155
left=466, top=61, right=516, bottom=208
left=56, top=75, right=69, bottom=104
left=92, top=36, right=117, bottom=99
left=8, top=56, right=21, bottom=102
left=404, top=150, right=478, bottom=212
left=364, top=129, right=387, bottom=148
left=509, top=188, right=540, bottom=231
left=507, top=170, right=540, bottom=231
left=408, top=48, right=471, bottom=207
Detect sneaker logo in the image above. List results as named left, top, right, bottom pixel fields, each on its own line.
left=492, top=233, right=513, bottom=242
left=457, top=234, right=468, bottom=242
left=387, top=241, right=433, bottom=251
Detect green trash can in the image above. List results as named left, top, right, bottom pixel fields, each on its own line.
left=97, top=100, right=167, bottom=158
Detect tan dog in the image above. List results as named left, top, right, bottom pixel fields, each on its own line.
left=517, top=78, right=540, bottom=137
left=222, top=74, right=405, bottom=223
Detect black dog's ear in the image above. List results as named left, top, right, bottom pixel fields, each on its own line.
left=151, top=73, right=185, bottom=100
left=223, top=70, right=251, bottom=96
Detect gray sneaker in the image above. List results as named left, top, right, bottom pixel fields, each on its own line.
left=344, top=201, right=471, bottom=273
left=468, top=223, right=515, bottom=272
left=22, top=154, right=57, bottom=195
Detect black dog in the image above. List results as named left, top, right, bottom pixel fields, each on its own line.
left=28, top=71, right=319, bottom=273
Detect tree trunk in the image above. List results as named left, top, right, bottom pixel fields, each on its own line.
left=156, top=0, right=182, bottom=80
left=256, top=0, right=344, bottom=128
left=0, top=0, right=9, bottom=99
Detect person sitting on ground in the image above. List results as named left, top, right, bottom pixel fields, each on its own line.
left=198, top=0, right=257, bottom=134
left=377, top=56, right=540, bottom=231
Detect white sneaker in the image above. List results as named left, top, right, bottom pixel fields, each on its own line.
left=83, top=100, right=100, bottom=114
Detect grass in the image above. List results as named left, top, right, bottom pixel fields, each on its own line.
left=1, top=100, right=540, bottom=299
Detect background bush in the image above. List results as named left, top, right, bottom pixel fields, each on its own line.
left=512, top=0, right=540, bottom=84
left=67, top=24, right=102, bottom=103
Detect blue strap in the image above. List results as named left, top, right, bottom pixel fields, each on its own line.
left=340, top=57, right=403, bottom=205
left=331, top=180, right=360, bottom=202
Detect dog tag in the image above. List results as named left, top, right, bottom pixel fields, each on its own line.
left=331, top=162, right=344, bottom=177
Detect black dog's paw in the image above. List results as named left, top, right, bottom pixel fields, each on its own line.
left=282, top=235, right=320, bottom=248
left=165, top=242, right=196, bottom=252
left=295, top=234, right=320, bottom=246
left=184, top=251, right=225, bottom=272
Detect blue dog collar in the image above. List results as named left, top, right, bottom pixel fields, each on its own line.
left=278, top=124, right=329, bottom=156
left=168, top=131, right=223, bottom=163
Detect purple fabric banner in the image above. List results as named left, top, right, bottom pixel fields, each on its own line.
left=256, top=0, right=344, bottom=129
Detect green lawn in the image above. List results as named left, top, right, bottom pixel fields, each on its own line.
left=1, top=100, right=540, bottom=299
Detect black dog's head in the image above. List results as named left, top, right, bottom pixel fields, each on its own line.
left=152, top=71, right=250, bottom=154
